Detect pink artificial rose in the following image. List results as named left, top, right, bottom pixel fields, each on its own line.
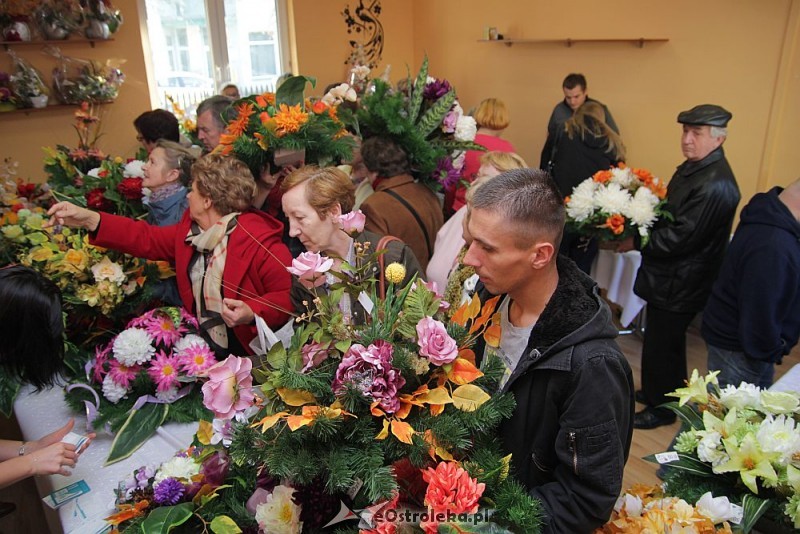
left=201, top=355, right=255, bottom=420
left=416, top=317, right=459, bottom=366
left=287, top=251, right=334, bottom=289
left=339, top=210, right=366, bottom=235
left=301, top=341, right=329, bottom=373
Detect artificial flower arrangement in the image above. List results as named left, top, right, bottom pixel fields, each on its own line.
left=596, top=484, right=736, bottom=533
left=565, top=163, right=671, bottom=246
left=82, top=0, right=123, bottom=39
left=33, top=0, right=85, bottom=40
left=215, top=74, right=356, bottom=179
left=47, top=45, right=124, bottom=104
left=645, top=370, right=800, bottom=532
left=166, top=93, right=201, bottom=148
left=8, top=49, right=49, bottom=108
left=65, top=307, right=214, bottom=465
left=105, top=225, right=546, bottom=532
left=353, top=55, right=480, bottom=191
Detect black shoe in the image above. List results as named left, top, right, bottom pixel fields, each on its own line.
left=633, top=407, right=676, bottom=429
left=635, top=389, right=647, bottom=404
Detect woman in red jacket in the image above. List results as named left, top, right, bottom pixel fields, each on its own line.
left=48, top=154, right=293, bottom=357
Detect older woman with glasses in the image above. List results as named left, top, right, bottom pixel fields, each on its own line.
left=48, top=154, right=293, bottom=356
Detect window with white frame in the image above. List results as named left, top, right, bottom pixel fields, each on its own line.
left=143, top=0, right=290, bottom=110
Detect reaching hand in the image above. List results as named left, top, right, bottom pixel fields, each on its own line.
left=46, top=202, right=101, bottom=231
left=28, top=441, right=78, bottom=476
left=221, top=298, right=255, bottom=327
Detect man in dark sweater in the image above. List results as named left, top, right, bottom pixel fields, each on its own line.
left=702, top=179, right=800, bottom=388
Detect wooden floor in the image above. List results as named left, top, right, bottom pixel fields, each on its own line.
left=0, top=316, right=797, bottom=533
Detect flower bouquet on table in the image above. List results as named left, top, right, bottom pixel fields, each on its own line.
left=644, top=370, right=800, bottom=532
left=353, top=56, right=481, bottom=191
left=596, top=484, right=737, bottom=533
left=565, top=163, right=670, bottom=247
left=65, top=307, right=215, bottom=465
left=215, top=74, right=356, bottom=179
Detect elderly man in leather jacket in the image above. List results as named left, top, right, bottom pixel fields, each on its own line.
left=628, top=104, right=741, bottom=429
left=465, top=169, right=634, bottom=532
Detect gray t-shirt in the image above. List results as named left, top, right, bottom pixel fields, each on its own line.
left=492, top=296, right=534, bottom=388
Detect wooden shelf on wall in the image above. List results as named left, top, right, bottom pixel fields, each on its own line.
left=477, top=38, right=669, bottom=48
left=0, top=102, right=113, bottom=116
left=1, top=38, right=114, bottom=50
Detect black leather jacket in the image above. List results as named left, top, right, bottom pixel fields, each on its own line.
left=475, top=258, right=634, bottom=533
left=634, top=147, right=740, bottom=313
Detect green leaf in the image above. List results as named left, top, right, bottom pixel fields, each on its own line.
left=663, top=401, right=704, bottom=430
left=417, top=90, right=456, bottom=138
left=642, top=452, right=714, bottom=477
left=408, top=56, right=429, bottom=124
left=740, top=494, right=772, bottom=534
left=105, top=402, right=169, bottom=465
left=335, top=339, right=352, bottom=353
left=210, top=515, right=242, bottom=534
left=275, top=75, right=316, bottom=107
left=140, top=502, right=194, bottom=533
left=0, top=370, right=21, bottom=418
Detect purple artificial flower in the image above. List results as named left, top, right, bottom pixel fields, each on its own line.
left=435, top=157, right=461, bottom=189
left=442, top=109, right=458, bottom=134
left=332, top=340, right=405, bottom=414
left=423, top=78, right=452, bottom=101
left=153, top=477, right=185, bottom=505
left=200, top=451, right=230, bottom=487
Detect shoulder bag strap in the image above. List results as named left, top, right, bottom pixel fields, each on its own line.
left=382, top=189, right=432, bottom=260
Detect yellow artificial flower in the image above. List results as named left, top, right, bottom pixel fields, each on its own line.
left=384, top=262, right=406, bottom=284
left=28, top=246, right=55, bottom=262
left=715, top=433, right=779, bottom=494
left=63, top=248, right=90, bottom=272
left=667, top=369, right=719, bottom=406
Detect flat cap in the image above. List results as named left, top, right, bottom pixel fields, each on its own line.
left=677, top=104, right=732, bottom=127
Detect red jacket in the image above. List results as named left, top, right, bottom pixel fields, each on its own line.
left=91, top=209, right=292, bottom=354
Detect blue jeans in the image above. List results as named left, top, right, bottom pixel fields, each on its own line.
left=706, top=343, right=774, bottom=389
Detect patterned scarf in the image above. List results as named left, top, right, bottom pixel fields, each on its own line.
left=185, top=212, right=240, bottom=353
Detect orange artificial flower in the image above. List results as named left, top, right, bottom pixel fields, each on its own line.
left=106, top=500, right=150, bottom=525
left=255, top=92, right=275, bottom=108
left=593, top=169, right=613, bottom=184
left=312, top=100, right=328, bottom=114
left=273, top=104, right=309, bottom=137
left=604, top=214, right=626, bottom=235
left=253, top=132, right=269, bottom=151
left=259, top=111, right=271, bottom=125
left=225, top=102, right=255, bottom=137
left=647, top=180, right=667, bottom=200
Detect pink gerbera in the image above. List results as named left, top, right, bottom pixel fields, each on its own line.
left=92, top=344, right=113, bottom=383
left=148, top=350, right=181, bottom=392
left=127, top=308, right=158, bottom=328
left=178, top=342, right=217, bottom=376
left=179, top=308, right=199, bottom=329
left=144, top=312, right=187, bottom=347
left=107, top=360, right=141, bottom=389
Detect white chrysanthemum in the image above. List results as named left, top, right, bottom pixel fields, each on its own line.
left=112, top=328, right=156, bottom=366
left=696, top=430, right=728, bottom=466
left=255, top=485, right=303, bottom=534
left=154, top=456, right=201, bottom=484
left=593, top=183, right=631, bottom=215
left=156, top=386, right=180, bottom=403
left=757, top=415, right=800, bottom=464
left=123, top=160, right=145, bottom=178
left=174, top=334, right=209, bottom=354
left=87, top=168, right=102, bottom=178
left=633, top=184, right=660, bottom=207
left=565, top=187, right=597, bottom=222
left=719, top=383, right=762, bottom=410
left=609, top=166, right=635, bottom=188
left=454, top=115, right=477, bottom=142
left=624, top=196, right=657, bottom=229
left=102, top=374, right=128, bottom=404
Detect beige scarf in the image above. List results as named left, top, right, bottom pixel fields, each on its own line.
left=186, top=212, right=240, bottom=353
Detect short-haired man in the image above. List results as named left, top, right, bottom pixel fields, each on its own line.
left=629, top=104, right=741, bottom=429
left=539, top=73, right=619, bottom=171
left=702, top=179, right=800, bottom=388
left=464, top=169, right=634, bottom=533
left=196, top=95, right=235, bottom=154
left=133, top=109, right=180, bottom=154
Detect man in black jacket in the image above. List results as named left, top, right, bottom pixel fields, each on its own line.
left=627, top=104, right=741, bottom=429
left=464, top=168, right=634, bottom=533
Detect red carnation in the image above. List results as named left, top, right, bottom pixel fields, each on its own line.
left=117, top=177, right=143, bottom=201
left=85, top=187, right=112, bottom=211
left=16, top=182, right=37, bottom=199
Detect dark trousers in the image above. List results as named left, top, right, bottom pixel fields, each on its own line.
left=640, top=304, right=696, bottom=408
left=559, top=228, right=598, bottom=275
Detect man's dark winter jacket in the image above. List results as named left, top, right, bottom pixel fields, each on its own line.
left=634, top=146, right=740, bottom=313
left=475, top=257, right=634, bottom=533
left=702, top=187, right=800, bottom=363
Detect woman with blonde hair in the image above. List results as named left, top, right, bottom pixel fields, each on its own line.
left=551, top=100, right=626, bottom=273
left=281, top=165, right=421, bottom=323
left=448, top=98, right=517, bottom=214
left=47, top=154, right=293, bottom=357
left=427, top=151, right=527, bottom=299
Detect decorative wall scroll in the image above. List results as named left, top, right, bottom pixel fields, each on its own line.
left=341, top=0, right=383, bottom=69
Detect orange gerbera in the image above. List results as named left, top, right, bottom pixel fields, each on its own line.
left=604, top=214, right=626, bottom=235
left=593, top=169, right=613, bottom=184
left=225, top=102, right=255, bottom=137
left=255, top=92, right=275, bottom=108
left=273, top=104, right=308, bottom=137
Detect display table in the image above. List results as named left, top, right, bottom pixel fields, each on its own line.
left=771, top=363, right=800, bottom=393
left=13, top=384, right=197, bottom=534
left=591, top=249, right=646, bottom=328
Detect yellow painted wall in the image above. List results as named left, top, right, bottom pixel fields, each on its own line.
left=0, top=0, right=151, bottom=181
left=409, top=0, right=800, bottom=206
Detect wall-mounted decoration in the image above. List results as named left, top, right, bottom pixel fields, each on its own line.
left=341, top=0, right=383, bottom=69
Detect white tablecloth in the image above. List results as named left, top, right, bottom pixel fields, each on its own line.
left=591, top=249, right=646, bottom=328
left=13, top=384, right=197, bottom=534
left=771, top=363, right=800, bottom=393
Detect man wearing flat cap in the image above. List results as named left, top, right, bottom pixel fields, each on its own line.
left=623, top=104, right=741, bottom=429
